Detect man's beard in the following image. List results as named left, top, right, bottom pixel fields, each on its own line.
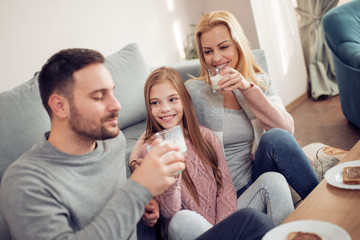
left=69, top=105, right=119, bottom=141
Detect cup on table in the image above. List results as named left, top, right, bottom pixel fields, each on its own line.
left=154, top=125, right=187, bottom=175
left=208, top=66, right=226, bottom=93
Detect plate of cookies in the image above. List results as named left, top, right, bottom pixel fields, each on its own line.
left=262, top=220, right=351, bottom=240
left=324, top=160, right=360, bottom=189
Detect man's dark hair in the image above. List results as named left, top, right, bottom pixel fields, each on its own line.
left=38, top=48, right=105, bottom=116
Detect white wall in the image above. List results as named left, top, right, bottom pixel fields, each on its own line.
left=0, top=0, right=195, bottom=92
left=251, top=0, right=307, bottom=106
left=0, top=0, right=260, bottom=93
left=196, top=0, right=260, bottom=50
left=0, top=0, right=324, bottom=107
left=249, top=0, right=351, bottom=106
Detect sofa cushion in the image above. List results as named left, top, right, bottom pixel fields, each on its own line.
left=166, top=58, right=201, bottom=81
left=121, top=120, right=147, bottom=177
left=0, top=73, right=50, bottom=180
left=105, top=43, right=149, bottom=130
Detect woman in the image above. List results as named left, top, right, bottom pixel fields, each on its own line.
left=186, top=10, right=319, bottom=201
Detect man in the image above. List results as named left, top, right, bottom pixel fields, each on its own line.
left=0, top=48, right=273, bottom=239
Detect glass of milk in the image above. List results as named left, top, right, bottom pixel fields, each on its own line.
left=154, top=125, right=187, bottom=175
left=208, top=67, right=226, bottom=93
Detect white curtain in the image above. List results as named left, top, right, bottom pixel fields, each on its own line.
left=296, top=0, right=339, bottom=100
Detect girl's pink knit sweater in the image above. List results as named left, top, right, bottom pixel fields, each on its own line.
left=140, top=126, right=237, bottom=238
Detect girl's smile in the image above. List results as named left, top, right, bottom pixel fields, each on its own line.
left=149, top=81, right=184, bottom=129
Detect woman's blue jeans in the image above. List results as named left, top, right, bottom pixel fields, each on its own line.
left=253, top=128, right=319, bottom=199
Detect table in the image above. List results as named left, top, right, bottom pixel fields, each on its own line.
left=283, top=140, right=360, bottom=239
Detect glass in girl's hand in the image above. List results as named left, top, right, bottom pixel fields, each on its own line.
left=155, top=125, right=187, bottom=175
left=155, top=125, right=187, bottom=156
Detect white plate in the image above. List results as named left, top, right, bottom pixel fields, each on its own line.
left=324, top=160, right=360, bottom=189
left=262, top=220, right=351, bottom=240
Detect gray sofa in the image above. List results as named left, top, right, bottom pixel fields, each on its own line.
left=0, top=43, right=268, bottom=239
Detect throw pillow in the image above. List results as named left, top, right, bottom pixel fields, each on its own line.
left=104, top=43, right=149, bottom=130
left=0, top=73, right=50, bottom=180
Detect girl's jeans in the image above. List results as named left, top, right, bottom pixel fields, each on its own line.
left=167, top=128, right=319, bottom=239
left=168, top=208, right=273, bottom=240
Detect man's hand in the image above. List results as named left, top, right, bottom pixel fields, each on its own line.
left=130, top=143, right=185, bottom=196
left=142, top=199, right=159, bottom=227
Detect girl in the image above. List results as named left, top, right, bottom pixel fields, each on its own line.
left=130, top=67, right=292, bottom=239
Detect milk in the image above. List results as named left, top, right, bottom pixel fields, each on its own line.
left=155, top=125, right=187, bottom=175
left=210, top=74, right=222, bottom=92
left=160, top=138, right=187, bottom=156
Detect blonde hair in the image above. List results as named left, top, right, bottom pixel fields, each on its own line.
left=195, top=10, right=266, bottom=90
left=144, top=67, right=223, bottom=205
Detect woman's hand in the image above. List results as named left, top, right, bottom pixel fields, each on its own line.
left=218, top=67, right=252, bottom=92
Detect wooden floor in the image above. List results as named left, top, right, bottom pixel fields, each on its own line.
left=288, top=95, right=360, bottom=151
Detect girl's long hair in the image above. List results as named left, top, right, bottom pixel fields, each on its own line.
left=144, top=67, right=223, bottom=205
left=195, top=10, right=267, bottom=90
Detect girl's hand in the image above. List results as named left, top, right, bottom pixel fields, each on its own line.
left=130, top=158, right=143, bottom=172
left=142, top=199, right=160, bottom=227
left=130, top=140, right=161, bottom=172
left=218, top=67, right=252, bottom=92
left=130, top=143, right=185, bottom=196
